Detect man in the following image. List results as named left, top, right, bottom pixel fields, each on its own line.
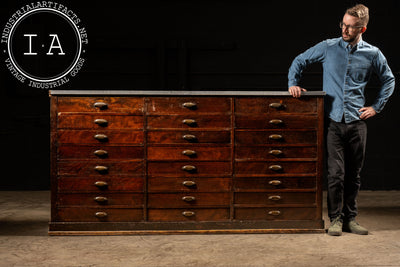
left=288, top=4, right=395, bottom=236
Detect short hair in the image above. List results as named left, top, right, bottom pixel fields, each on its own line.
left=346, top=4, right=369, bottom=26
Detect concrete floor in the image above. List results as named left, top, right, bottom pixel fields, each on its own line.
left=0, top=191, right=399, bottom=267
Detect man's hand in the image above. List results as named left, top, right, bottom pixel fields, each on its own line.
left=359, top=106, right=377, bottom=120
left=288, top=86, right=307, bottom=98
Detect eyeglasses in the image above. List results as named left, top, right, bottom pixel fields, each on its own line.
left=340, top=22, right=364, bottom=31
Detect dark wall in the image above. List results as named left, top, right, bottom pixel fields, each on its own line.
left=1, top=0, right=399, bottom=189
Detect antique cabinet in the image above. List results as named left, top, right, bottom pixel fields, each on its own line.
left=49, top=90, right=325, bottom=234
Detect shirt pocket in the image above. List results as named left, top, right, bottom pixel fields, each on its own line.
left=350, top=64, right=371, bottom=83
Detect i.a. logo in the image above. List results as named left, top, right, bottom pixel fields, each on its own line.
left=2, top=3, right=88, bottom=89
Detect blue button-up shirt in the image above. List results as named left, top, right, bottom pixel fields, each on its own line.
left=288, top=37, right=395, bottom=123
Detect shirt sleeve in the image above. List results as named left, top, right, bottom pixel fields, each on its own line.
left=288, top=41, right=327, bottom=88
left=371, top=50, right=395, bottom=113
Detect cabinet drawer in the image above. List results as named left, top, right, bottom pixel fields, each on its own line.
left=58, top=130, right=144, bottom=144
left=235, top=97, right=317, bottom=114
left=147, top=97, right=231, bottom=114
left=57, top=97, right=144, bottom=114
left=235, top=161, right=316, bottom=175
left=148, top=131, right=231, bottom=144
left=234, top=207, right=317, bottom=220
left=147, top=146, right=231, bottom=161
left=148, top=177, right=231, bottom=192
left=234, top=177, right=316, bottom=191
left=235, top=115, right=317, bottom=129
left=147, top=115, right=231, bottom=129
left=58, top=145, right=144, bottom=159
left=235, top=146, right=316, bottom=160
left=58, top=160, right=144, bottom=176
left=148, top=193, right=230, bottom=208
left=57, top=193, right=144, bottom=207
left=57, top=177, right=144, bottom=192
left=148, top=208, right=229, bottom=221
left=58, top=114, right=143, bottom=129
left=235, top=130, right=316, bottom=145
left=234, top=192, right=315, bottom=205
left=148, top=162, right=231, bottom=177
left=55, top=208, right=144, bottom=222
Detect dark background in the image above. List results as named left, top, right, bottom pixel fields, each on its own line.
left=1, top=0, right=399, bottom=190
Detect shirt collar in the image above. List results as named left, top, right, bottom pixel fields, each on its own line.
left=340, top=37, right=364, bottom=50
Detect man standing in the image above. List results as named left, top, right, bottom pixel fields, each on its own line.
left=288, top=4, right=395, bottom=236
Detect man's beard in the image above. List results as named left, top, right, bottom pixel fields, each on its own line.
left=342, top=33, right=356, bottom=43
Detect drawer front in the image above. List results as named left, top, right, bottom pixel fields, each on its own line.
left=234, top=207, right=317, bottom=220
left=235, top=130, right=316, bottom=145
left=147, top=146, right=231, bottom=161
left=148, top=177, right=230, bottom=192
left=58, top=130, right=144, bottom=144
left=147, top=97, right=231, bottom=114
left=57, top=177, right=144, bottom=192
left=234, top=177, right=316, bottom=191
left=235, top=115, right=317, bottom=129
left=147, top=115, right=231, bottom=129
left=148, top=208, right=229, bottom=221
left=148, top=162, right=232, bottom=177
left=147, top=131, right=231, bottom=144
left=148, top=193, right=230, bottom=208
left=58, top=160, right=144, bottom=176
left=57, top=97, right=144, bottom=114
left=235, top=161, right=316, bottom=175
left=235, top=146, right=316, bottom=160
left=234, top=192, right=316, bottom=205
left=235, top=97, right=317, bottom=114
left=58, top=115, right=143, bottom=129
left=58, top=145, right=144, bottom=159
left=55, top=208, right=144, bottom=222
left=57, top=193, right=144, bottom=207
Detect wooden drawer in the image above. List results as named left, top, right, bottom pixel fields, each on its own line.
left=57, top=177, right=144, bottom=192
left=148, top=208, right=230, bottom=221
left=57, top=193, right=144, bottom=207
left=234, top=207, right=317, bottom=220
left=147, top=97, right=231, bottom=114
left=147, top=115, right=231, bottom=129
left=148, top=162, right=231, bottom=177
left=57, top=97, right=144, bottom=114
left=235, top=115, right=317, bottom=129
left=235, top=146, right=316, bottom=160
left=147, top=131, right=231, bottom=144
left=148, top=193, right=230, bottom=208
left=58, top=145, right=144, bottom=159
left=235, top=130, right=316, bottom=145
left=58, top=160, right=144, bottom=176
left=235, top=97, right=317, bottom=114
left=57, top=130, right=144, bottom=144
left=234, top=177, right=316, bottom=191
left=55, top=208, right=144, bottom=222
left=147, top=146, right=231, bottom=161
left=235, top=161, right=316, bottom=175
left=58, top=114, right=143, bottom=129
left=234, top=192, right=316, bottom=205
left=148, top=177, right=230, bottom=192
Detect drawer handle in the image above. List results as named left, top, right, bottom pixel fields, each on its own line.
left=94, top=165, right=109, bottom=173
left=269, top=165, right=283, bottom=171
left=183, top=102, right=197, bottom=109
left=94, top=196, right=108, bottom=203
left=94, top=134, right=108, bottom=141
left=94, top=119, right=108, bottom=127
left=268, top=195, right=281, bottom=201
left=94, top=102, right=108, bottom=110
left=268, top=180, right=282, bottom=186
left=94, top=181, right=108, bottom=188
left=182, top=165, right=197, bottom=172
left=95, top=211, right=108, bottom=218
left=269, top=149, right=283, bottom=156
left=269, top=119, right=283, bottom=125
left=182, top=211, right=196, bottom=217
left=182, top=150, right=197, bottom=157
left=268, top=210, right=281, bottom=216
left=182, top=119, right=197, bottom=127
left=182, top=134, right=197, bottom=142
left=269, top=103, right=284, bottom=109
left=94, top=150, right=108, bottom=157
left=182, top=196, right=196, bottom=202
left=182, top=180, right=196, bottom=187
left=269, top=134, right=283, bottom=140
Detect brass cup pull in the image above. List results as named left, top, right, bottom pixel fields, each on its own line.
left=268, top=195, right=281, bottom=201
left=94, top=134, right=108, bottom=141
left=182, top=165, right=197, bottom=172
left=269, top=150, right=283, bottom=156
left=94, top=196, right=108, bottom=203
left=94, top=119, right=108, bottom=127
left=182, top=181, right=196, bottom=187
left=95, top=211, right=108, bottom=218
left=94, top=150, right=108, bottom=157
left=182, top=119, right=197, bottom=127
left=183, top=102, right=197, bottom=109
left=269, top=103, right=284, bottom=109
left=269, top=134, right=283, bottom=140
left=269, top=165, right=283, bottom=171
left=268, top=210, right=281, bottom=216
left=268, top=180, right=282, bottom=186
left=269, top=119, right=283, bottom=125
left=182, top=134, right=197, bottom=142
left=94, top=102, right=108, bottom=110
left=182, top=150, right=197, bottom=157
left=182, top=196, right=196, bottom=202
left=94, top=181, right=108, bottom=188
left=94, top=165, right=109, bottom=173
left=182, top=211, right=195, bottom=217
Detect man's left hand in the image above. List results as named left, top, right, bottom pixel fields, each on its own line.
left=359, top=106, right=377, bottom=120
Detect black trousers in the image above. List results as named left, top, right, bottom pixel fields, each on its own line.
left=326, top=119, right=367, bottom=221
